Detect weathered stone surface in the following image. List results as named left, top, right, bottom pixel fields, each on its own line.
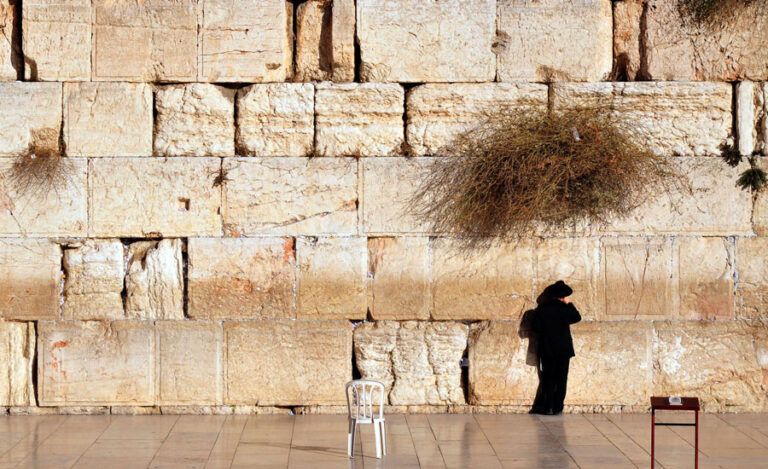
left=155, top=84, right=235, bottom=157
left=236, top=84, right=314, bottom=157
left=612, top=0, right=643, bottom=80
left=225, top=320, right=351, bottom=405
left=38, top=321, right=155, bottom=406
left=535, top=238, right=600, bottom=320
left=497, top=0, right=613, bottom=82
left=223, top=157, right=357, bottom=236
left=760, top=83, right=768, bottom=155
left=200, top=0, right=292, bottom=82
left=0, top=322, right=35, bottom=406
left=297, top=237, right=366, bottom=319
left=736, top=237, right=768, bottom=319
left=432, top=239, right=535, bottom=320
left=126, top=239, right=184, bottom=320
left=295, top=0, right=355, bottom=82
left=0, top=239, right=61, bottom=320
left=315, top=83, right=404, bottom=157
left=354, top=321, right=468, bottom=405
left=553, top=82, right=732, bottom=156
left=362, top=158, right=433, bottom=234
left=368, top=237, right=430, bottom=320
left=0, top=82, right=61, bottom=157
left=92, top=0, right=196, bottom=81
left=64, top=83, right=153, bottom=157
left=62, top=240, right=125, bottom=320
left=678, top=237, right=734, bottom=319
left=157, top=321, right=222, bottom=405
left=89, top=157, right=222, bottom=237
left=188, top=238, right=295, bottom=320
left=0, top=1, right=18, bottom=80
left=406, top=83, right=549, bottom=156
left=22, top=0, right=91, bottom=80
left=356, top=0, right=495, bottom=82
left=736, top=81, right=756, bottom=157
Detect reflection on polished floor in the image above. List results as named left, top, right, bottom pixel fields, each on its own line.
left=1, top=412, right=767, bottom=468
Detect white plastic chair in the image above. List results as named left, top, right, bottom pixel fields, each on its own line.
left=346, top=379, right=387, bottom=459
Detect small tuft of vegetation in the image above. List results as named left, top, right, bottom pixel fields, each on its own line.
left=736, top=157, right=767, bottom=193
left=6, top=128, right=76, bottom=200
left=678, top=0, right=760, bottom=24
left=211, top=166, right=231, bottom=188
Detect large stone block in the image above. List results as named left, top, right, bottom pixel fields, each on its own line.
left=0, top=82, right=61, bottom=157
left=200, top=0, right=292, bottom=82
left=612, top=0, right=643, bottom=80
left=406, top=83, right=549, bottom=156
left=64, top=83, right=153, bottom=157
left=188, top=238, right=295, bottom=320
left=295, top=0, right=354, bottom=82
left=155, top=84, right=235, bottom=157
left=535, top=238, right=601, bottom=320
left=356, top=0, right=495, bottom=82
left=432, top=239, right=535, bottom=320
left=38, top=321, right=155, bottom=406
left=236, top=84, right=314, bottom=157
left=497, top=0, right=613, bottom=82
left=225, top=320, right=351, bottom=405
left=223, top=157, right=357, bottom=236
left=62, top=239, right=125, bottom=320
left=354, top=321, right=468, bottom=405
left=0, top=239, right=61, bottom=320
left=737, top=237, right=768, bottom=319
left=0, top=1, right=18, bottom=80
left=367, top=237, right=430, bottom=320
left=89, top=157, right=222, bottom=237
left=315, top=83, right=404, bottom=157
left=297, top=237, right=366, bottom=319
left=678, top=237, right=734, bottom=319
left=0, top=322, right=35, bottom=406
left=126, top=239, right=184, bottom=320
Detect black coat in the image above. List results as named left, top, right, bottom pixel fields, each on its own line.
left=531, top=299, right=582, bottom=359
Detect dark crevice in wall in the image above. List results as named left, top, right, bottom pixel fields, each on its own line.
left=460, top=344, right=469, bottom=405
left=151, top=90, right=158, bottom=156
left=353, top=0, right=361, bottom=82
left=181, top=238, right=190, bottom=319
left=289, top=0, right=308, bottom=82
left=400, top=83, right=420, bottom=156
left=9, top=0, right=23, bottom=79
left=30, top=321, right=39, bottom=407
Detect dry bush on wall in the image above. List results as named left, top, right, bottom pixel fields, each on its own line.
left=6, top=128, right=76, bottom=200
left=678, top=0, right=762, bottom=24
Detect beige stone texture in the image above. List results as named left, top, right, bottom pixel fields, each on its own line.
left=200, top=0, right=292, bottom=82
left=38, top=321, right=155, bottom=406
left=612, top=0, right=643, bottom=80
left=236, top=84, right=314, bottom=157
left=297, top=237, right=366, bottom=320
left=760, top=83, right=768, bottom=155
left=223, top=157, right=357, bottom=236
left=62, top=239, right=125, bottom=320
left=678, top=237, right=734, bottom=320
left=89, top=157, right=222, bottom=237
left=497, top=0, right=613, bottom=82
left=187, top=237, right=295, bottom=320
left=295, top=0, right=355, bottom=82
left=354, top=321, right=468, bottom=405
left=0, top=322, right=35, bottom=406
left=754, top=160, right=768, bottom=234
left=535, top=238, right=600, bottom=320
left=92, top=0, right=196, bottom=81
left=0, top=1, right=18, bottom=80
left=406, top=83, right=549, bottom=156
left=0, top=239, right=61, bottom=320
left=64, top=83, right=153, bottom=157
left=157, top=321, right=222, bottom=405
left=356, top=0, right=495, bottom=82
left=432, top=239, right=535, bottom=320
left=0, top=82, right=61, bottom=157
left=225, top=320, right=351, bottom=405
left=155, top=84, right=236, bottom=157
left=126, top=239, right=184, bottom=320
left=368, top=237, right=430, bottom=320
left=553, top=82, right=732, bottom=157
left=736, top=237, right=768, bottom=319
left=315, top=83, right=404, bottom=157
left=736, top=81, right=756, bottom=157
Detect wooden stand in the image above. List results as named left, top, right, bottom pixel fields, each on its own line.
left=650, top=396, right=700, bottom=469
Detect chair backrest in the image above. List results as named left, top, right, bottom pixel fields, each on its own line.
left=345, top=380, right=385, bottom=420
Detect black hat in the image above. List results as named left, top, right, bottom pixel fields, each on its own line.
left=542, top=280, right=573, bottom=299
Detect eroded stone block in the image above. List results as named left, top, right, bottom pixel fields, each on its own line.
left=0, top=239, right=61, bottom=320
left=612, top=0, right=643, bottom=80
left=0, top=82, right=61, bottom=157
left=678, top=237, right=734, bottom=319
left=368, top=237, right=430, bottom=320
left=126, top=239, right=184, bottom=320
left=0, top=322, right=35, bottom=406
left=535, top=238, right=600, bottom=320
left=63, top=239, right=125, bottom=320
left=737, top=237, right=768, bottom=319
left=295, top=0, right=354, bottom=82
left=0, top=1, right=18, bottom=80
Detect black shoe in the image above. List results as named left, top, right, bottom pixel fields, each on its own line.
left=544, top=409, right=555, bottom=415
left=528, top=408, right=546, bottom=415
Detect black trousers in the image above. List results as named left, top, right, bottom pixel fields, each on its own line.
left=533, top=355, right=570, bottom=413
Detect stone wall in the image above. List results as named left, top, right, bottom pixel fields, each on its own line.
left=0, top=0, right=767, bottom=415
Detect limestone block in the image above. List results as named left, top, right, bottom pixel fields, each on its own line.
left=736, top=237, right=768, bottom=319
left=678, top=237, right=734, bottom=319
left=223, top=157, right=357, bottom=236
left=22, top=0, right=91, bottom=80
left=297, top=237, right=366, bottom=319
left=0, top=322, right=35, bottom=406
left=535, top=238, right=600, bottom=320
left=236, top=84, right=314, bottom=157
left=126, top=239, right=184, bottom=320
left=38, top=321, right=155, bottom=406
left=225, top=320, right=351, bottom=405
left=553, top=82, right=732, bottom=156
left=200, top=0, right=292, bottom=82
left=315, top=83, right=404, bottom=157
left=155, top=84, right=236, bottom=157
left=0, top=82, right=61, bottom=157
left=497, top=0, right=613, bottom=82
left=368, top=237, right=430, bottom=320
left=0, top=239, right=61, bottom=320
left=406, top=83, right=549, bottom=156
left=761, top=83, right=768, bottom=155
left=62, top=240, right=125, bottom=320
left=188, top=238, right=295, bottom=320
left=64, top=83, right=152, bottom=157
left=0, top=1, right=18, bottom=80
left=736, top=81, right=756, bottom=157
left=432, top=239, right=535, bottom=320
left=356, top=0, right=495, bottom=82
left=612, top=0, right=643, bottom=80
left=89, top=157, right=222, bottom=237
left=157, top=321, right=222, bottom=405
left=295, top=0, right=355, bottom=82
left=92, top=0, right=196, bottom=81
left=354, top=321, right=468, bottom=405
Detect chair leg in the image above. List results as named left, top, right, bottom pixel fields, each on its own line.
left=347, top=418, right=355, bottom=458
left=374, top=420, right=382, bottom=459
left=380, top=421, right=387, bottom=456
